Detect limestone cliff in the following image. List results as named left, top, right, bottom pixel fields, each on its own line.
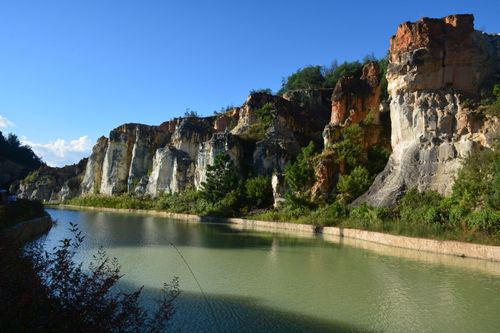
left=17, top=90, right=331, bottom=200
left=356, top=14, right=500, bottom=206
left=16, top=159, right=87, bottom=202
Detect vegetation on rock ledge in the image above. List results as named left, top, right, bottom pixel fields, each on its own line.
left=67, top=142, right=500, bottom=245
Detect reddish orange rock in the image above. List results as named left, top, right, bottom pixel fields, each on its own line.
left=330, top=62, right=381, bottom=127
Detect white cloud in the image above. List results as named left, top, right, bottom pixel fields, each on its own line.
left=21, top=136, right=94, bottom=167
left=0, top=115, right=15, bottom=128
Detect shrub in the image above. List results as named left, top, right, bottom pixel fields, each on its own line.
left=465, top=208, right=500, bottom=233
left=309, top=202, right=349, bottom=226
left=349, top=203, right=389, bottom=223
left=452, top=146, right=498, bottom=209
left=155, top=190, right=206, bottom=214
left=483, top=84, right=500, bottom=117
left=336, top=166, right=371, bottom=204
left=366, top=144, right=391, bottom=175
left=238, top=103, right=276, bottom=142
left=397, top=189, right=446, bottom=226
left=183, top=108, right=199, bottom=117
left=378, top=56, right=389, bottom=101
left=250, top=88, right=273, bottom=95
left=69, top=194, right=153, bottom=210
left=206, top=190, right=244, bottom=217
left=244, top=176, right=273, bottom=209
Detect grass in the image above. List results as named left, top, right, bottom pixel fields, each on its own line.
left=248, top=199, right=500, bottom=246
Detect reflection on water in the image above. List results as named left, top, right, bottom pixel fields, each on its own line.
left=44, top=208, right=500, bottom=333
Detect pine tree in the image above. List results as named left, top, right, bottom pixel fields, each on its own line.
left=201, top=152, right=239, bottom=203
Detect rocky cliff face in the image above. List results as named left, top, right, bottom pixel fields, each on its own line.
left=312, top=62, right=390, bottom=199
left=18, top=91, right=331, bottom=200
left=16, top=159, right=87, bottom=202
left=18, top=14, right=499, bottom=207
left=356, top=14, right=500, bottom=206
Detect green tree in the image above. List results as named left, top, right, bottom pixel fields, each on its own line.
left=183, top=108, right=199, bottom=117
left=284, top=141, right=317, bottom=193
left=201, top=152, right=240, bottom=203
left=278, top=66, right=325, bottom=94
left=239, top=103, right=275, bottom=142
left=250, top=88, right=273, bottom=95
left=332, top=124, right=365, bottom=170
left=1, top=224, right=179, bottom=332
left=378, top=55, right=389, bottom=101
left=322, top=61, right=363, bottom=88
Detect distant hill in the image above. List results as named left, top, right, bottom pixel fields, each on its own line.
left=0, top=131, right=42, bottom=189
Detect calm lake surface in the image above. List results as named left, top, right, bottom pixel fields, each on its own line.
left=44, top=208, right=500, bottom=333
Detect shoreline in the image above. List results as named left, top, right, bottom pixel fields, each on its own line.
left=49, top=204, right=500, bottom=262
left=0, top=215, right=53, bottom=246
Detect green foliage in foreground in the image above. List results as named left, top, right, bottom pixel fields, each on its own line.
left=1, top=223, right=179, bottom=332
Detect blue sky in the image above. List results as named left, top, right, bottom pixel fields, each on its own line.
left=0, top=0, right=499, bottom=166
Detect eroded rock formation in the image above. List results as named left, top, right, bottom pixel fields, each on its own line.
left=17, top=91, right=331, bottom=200
left=311, top=62, right=390, bottom=199
left=356, top=14, right=500, bottom=206
left=15, top=159, right=87, bottom=201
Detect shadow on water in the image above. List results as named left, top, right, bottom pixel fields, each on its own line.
left=46, top=209, right=335, bottom=251
left=117, top=280, right=378, bottom=333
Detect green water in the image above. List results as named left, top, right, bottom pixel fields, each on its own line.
left=44, top=208, right=500, bottom=333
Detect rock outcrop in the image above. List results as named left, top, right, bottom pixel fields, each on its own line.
left=80, top=136, right=108, bottom=195
left=18, top=91, right=331, bottom=200
left=311, top=62, right=390, bottom=199
left=16, top=159, right=87, bottom=202
left=356, top=14, right=500, bottom=206
left=330, top=62, right=382, bottom=127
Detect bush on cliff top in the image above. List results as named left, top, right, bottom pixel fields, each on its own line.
left=277, top=56, right=389, bottom=99
left=239, top=102, right=275, bottom=142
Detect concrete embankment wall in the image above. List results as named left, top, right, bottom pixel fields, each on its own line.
left=52, top=205, right=500, bottom=262
left=0, top=216, right=53, bottom=247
